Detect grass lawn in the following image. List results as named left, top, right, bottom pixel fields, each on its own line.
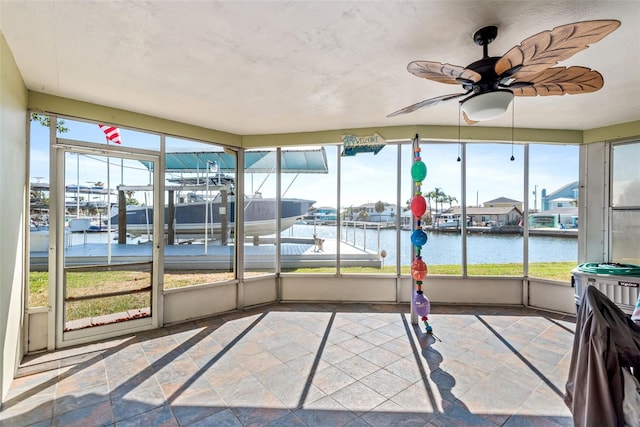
left=29, top=261, right=575, bottom=318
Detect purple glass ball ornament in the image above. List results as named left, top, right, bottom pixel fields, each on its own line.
left=413, top=292, right=431, bottom=318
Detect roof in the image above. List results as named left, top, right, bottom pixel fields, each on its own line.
left=544, top=181, right=579, bottom=199
left=450, top=206, right=522, bottom=215
left=484, top=197, right=521, bottom=205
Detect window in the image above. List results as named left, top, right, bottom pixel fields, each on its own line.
left=244, top=148, right=277, bottom=277
left=466, top=143, right=524, bottom=276
left=280, top=145, right=336, bottom=274
left=403, top=143, right=462, bottom=276
left=528, top=144, right=579, bottom=281
left=610, top=141, right=640, bottom=264
left=163, top=137, right=236, bottom=288
left=340, top=143, right=398, bottom=274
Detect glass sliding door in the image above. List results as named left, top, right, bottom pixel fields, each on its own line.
left=58, top=145, right=161, bottom=344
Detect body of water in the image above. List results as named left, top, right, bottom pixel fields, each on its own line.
left=286, top=223, right=577, bottom=266
left=62, top=222, right=577, bottom=266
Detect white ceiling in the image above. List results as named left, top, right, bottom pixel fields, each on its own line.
left=1, top=1, right=639, bottom=135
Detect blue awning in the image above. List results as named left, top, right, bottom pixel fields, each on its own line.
left=141, top=147, right=328, bottom=174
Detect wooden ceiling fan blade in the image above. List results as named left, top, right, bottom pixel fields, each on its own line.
left=387, top=92, right=468, bottom=117
left=462, top=112, right=479, bottom=126
left=495, top=20, right=620, bottom=81
left=510, top=66, right=604, bottom=96
left=408, top=61, right=481, bottom=85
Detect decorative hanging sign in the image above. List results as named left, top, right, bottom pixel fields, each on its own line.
left=341, top=133, right=386, bottom=156
left=410, top=133, right=433, bottom=334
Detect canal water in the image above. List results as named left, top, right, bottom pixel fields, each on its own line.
left=286, top=223, right=578, bottom=266
left=66, top=222, right=578, bottom=267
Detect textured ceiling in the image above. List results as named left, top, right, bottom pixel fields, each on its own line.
left=1, top=1, right=639, bottom=135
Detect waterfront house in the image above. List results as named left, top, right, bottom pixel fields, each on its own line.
left=541, top=181, right=579, bottom=211
left=351, top=202, right=398, bottom=223
left=483, top=197, right=523, bottom=212
left=448, top=206, right=523, bottom=227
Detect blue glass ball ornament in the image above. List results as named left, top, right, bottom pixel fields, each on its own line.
left=410, top=229, right=428, bottom=247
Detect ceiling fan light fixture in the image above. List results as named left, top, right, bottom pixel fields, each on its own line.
left=460, top=90, right=514, bottom=121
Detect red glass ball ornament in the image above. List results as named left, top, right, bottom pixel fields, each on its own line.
left=411, top=258, right=428, bottom=280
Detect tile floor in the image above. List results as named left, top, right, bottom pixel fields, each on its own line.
left=0, top=303, right=576, bottom=426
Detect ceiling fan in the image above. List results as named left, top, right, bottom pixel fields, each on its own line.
left=388, top=20, right=621, bottom=124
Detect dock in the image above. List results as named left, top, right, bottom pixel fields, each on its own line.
left=29, top=238, right=382, bottom=271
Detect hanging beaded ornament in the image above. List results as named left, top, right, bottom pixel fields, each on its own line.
left=410, top=134, right=432, bottom=333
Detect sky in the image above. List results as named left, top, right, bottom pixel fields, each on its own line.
left=30, top=117, right=580, bottom=211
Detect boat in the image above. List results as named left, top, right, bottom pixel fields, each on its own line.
left=302, top=206, right=338, bottom=225
left=429, top=213, right=466, bottom=229
left=111, top=190, right=315, bottom=238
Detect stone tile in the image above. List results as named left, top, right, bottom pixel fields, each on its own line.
left=390, top=381, right=448, bottom=415
left=169, top=388, right=227, bottom=426
left=53, top=382, right=110, bottom=417
left=320, top=344, right=355, bottom=364
left=429, top=359, right=489, bottom=401
left=327, top=328, right=355, bottom=344
left=268, top=341, right=311, bottom=363
left=0, top=392, right=55, bottom=427
left=357, top=329, right=395, bottom=346
left=286, top=352, right=330, bottom=377
left=456, top=373, right=534, bottom=426
left=295, top=395, right=357, bottom=427
left=214, top=374, right=285, bottom=409
left=374, top=322, right=408, bottom=339
left=337, top=336, right=376, bottom=355
left=385, top=357, right=426, bottom=383
left=202, top=356, right=252, bottom=388
left=311, top=365, right=356, bottom=395
left=51, top=399, right=113, bottom=427
left=116, top=404, right=178, bottom=427
left=329, top=381, right=387, bottom=414
left=334, top=355, right=381, bottom=380
left=427, top=399, right=496, bottom=427
left=359, top=346, right=403, bottom=368
left=380, top=337, right=414, bottom=357
left=253, top=363, right=325, bottom=408
left=187, top=408, right=243, bottom=427
left=519, top=385, right=573, bottom=418
left=231, top=405, right=291, bottom=427
left=455, top=347, right=511, bottom=374
left=236, top=350, right=284, bottom=374
left=4, top=304, right=577, bottom=427
left=111, top=381, right=166, bottom=422
left=265, top=411, right=308, bottom=426
left=360, top=368, right=413, bottom=399
left=502, top=413, right=573, bottom=427
left=361, top=399, right=431, bottom=426
left=338, top=322, right=373, bottom=337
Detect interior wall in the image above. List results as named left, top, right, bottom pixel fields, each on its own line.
left=163, top=283, right=237, bottom=325
left=0, top=32, right=28, bottom=403
left=528, top=278, right=577, bottom=314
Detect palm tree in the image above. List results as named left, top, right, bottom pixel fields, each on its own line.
left=428, top=187, right=446, bottom=217
left=374, top=200, right=385, bottom=222
left=343, top=205, right=355, bottom=221
left=357, top=209, right=369, bottom=221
